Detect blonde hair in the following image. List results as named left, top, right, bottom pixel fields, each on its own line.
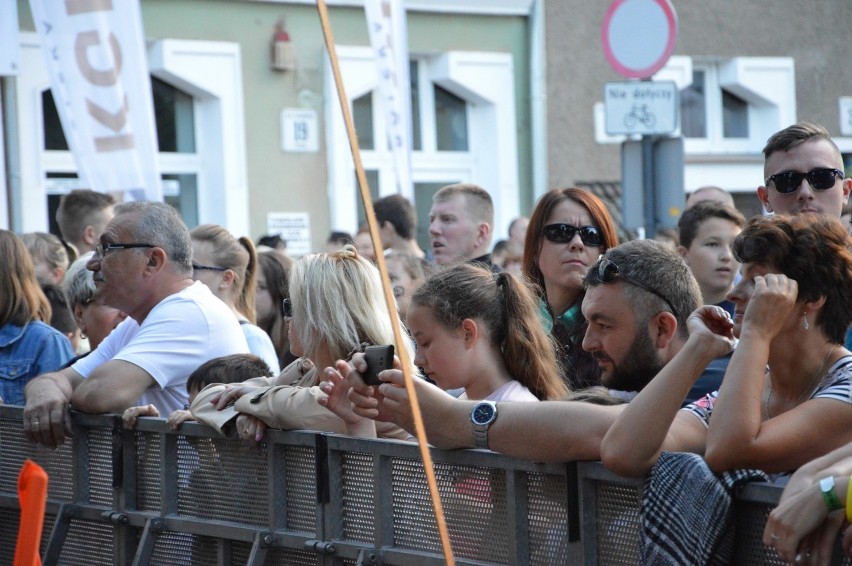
left=289, top=245, right=416, bottom=373
left=190, top=224, right=258, bottom=323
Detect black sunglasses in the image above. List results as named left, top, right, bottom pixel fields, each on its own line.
left=592, top=257, right=679, bottom=319
left=765, top=167, right=844, bottom=194
left=192, top=263, right=227, bottom=272
left=543, top=223, right=602, bottom=246
left=281, top=298, right=292, bottom=318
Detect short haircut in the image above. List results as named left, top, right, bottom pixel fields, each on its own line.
left=191, top=224, right=258, bottom=323
left=55, top=189, right=115, bottom=246
left=258, top=234, right=286, bottom=249
left=374, top=194, right=417, bottom=240
left=524, top=187, right=620, bottom=299
left=677, top=201, right=746, bottom=249
left=586, top=239, right=702, bottom=339
left=42, top=283, right=76, bottom=336
left=21, top=232, right=70, bottom=276
left=327, top=231, right=354, bottom=247
left=763, top=122, right=840, bottom=161
left=433, top=183, right=494, bottom=226
left=62, top=251, right=97, bottom=308
left=685, top=186, right=735, bottom=209
left=114, top=201, right=192, bottom=274
left=186, top=354, right=273, bottom=394
left=733, top=214, right=852, bottom=344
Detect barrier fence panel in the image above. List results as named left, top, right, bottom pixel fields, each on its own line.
left=1, top=405, right=850, bottom=565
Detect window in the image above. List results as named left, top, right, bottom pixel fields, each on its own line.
left=679, top=67, right=749, bottom=143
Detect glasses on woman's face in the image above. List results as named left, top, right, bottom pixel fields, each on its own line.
left=593, top=257, right=679, bottom=318
left=281, top=298, right=292, bottom=318
left=543, top=223, right=602, bottom=246
left=765, top=167, right=844, bottom=194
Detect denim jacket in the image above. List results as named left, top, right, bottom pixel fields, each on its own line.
left=0, top=321, right=74, bottom=406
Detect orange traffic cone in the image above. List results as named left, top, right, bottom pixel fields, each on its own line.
left=13, top=459, right=48, bottom=566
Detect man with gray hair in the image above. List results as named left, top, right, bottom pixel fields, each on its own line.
left=24, top=201, right=249, bottom=447
left=428, top=183, right=494, bottom=267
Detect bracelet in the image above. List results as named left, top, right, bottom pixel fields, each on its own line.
left=846, top=476, right=852, bottom=523
left=819, top=476, right=843, bottom=512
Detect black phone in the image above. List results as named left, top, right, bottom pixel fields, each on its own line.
left=363, top=344, right=394, bottom=385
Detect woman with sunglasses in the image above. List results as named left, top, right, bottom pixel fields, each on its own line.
left=602, top=214, right=852, bottom=488
left=522, top=187, right=619, bottom=390
left=190, top=225, right=280, bottom=374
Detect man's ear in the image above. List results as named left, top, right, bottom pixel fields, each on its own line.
left=757, top=186, right=773, bottom=213
left=651, top=311, right=679, bottom=350
left=460, top=318, right=479, bottom=349
left=676, top=245, right=689, bottom=261
left=82, top=225, right=99, bottom=247
left=146, top=247, right=167, bottom=270
left=842, top=178, right=851, bottom=205
left=476, top=222, right=491, bottom=249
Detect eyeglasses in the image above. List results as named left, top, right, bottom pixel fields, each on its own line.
left=592, top=257, right=679, bottom=319
left=765, top=168, right=844, bottom=194
left=281, top=298, right=292, bottom=318
left=191, top=263, right=227, bottom=273
left=543, top=223, right=602, bottom=246
left=95, top=242, right=154, bottom=259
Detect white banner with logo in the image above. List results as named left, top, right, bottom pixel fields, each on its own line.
left=0, top=0, right=19, bottom=76
left=29, top=0, right=162, bottom=202
left=364, top=0, right=413, bottom=202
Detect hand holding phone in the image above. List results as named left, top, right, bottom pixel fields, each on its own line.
left=363, top=345, right=394, bottom=385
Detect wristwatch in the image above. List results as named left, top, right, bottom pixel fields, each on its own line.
left=819, top=476, right=843, bottom=511
left=470, top=401, right=498, bottom=449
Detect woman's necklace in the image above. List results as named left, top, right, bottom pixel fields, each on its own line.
left=765, top=344, right=836, bottom=419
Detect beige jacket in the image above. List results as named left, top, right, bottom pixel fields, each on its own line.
left=191, top=357, right=407, bottom=440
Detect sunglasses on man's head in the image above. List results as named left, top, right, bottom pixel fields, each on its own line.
left=765, top=167, right=844, bottom=194
left=592, top=257, right=679, bottom=319
left=543, top=223, right=602, bottom=246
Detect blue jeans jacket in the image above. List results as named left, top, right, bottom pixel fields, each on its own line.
left=0, top=321, right=74, bottom=406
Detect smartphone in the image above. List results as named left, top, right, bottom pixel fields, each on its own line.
left=363, top=344, right=394, bottom=386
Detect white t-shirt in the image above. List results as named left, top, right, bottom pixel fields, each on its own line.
left=72, top=282, right=249, bottom=414
left=458, top=380, right=539, bottom=402
left=240, top=321, right=281, bottom=375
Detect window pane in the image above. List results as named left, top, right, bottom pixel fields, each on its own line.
left=353, top=92, right=374, bottom=150
left=355, top=169, right=380, bottom=228
left=163, top=174, right=198, bottom=228
left=42, top=90, right=68, bottom=151
left=434, top=85, right=468, bottom=151
left=722, top=90, right=748, bottom=139
left=152, top=77, right=196, bottom=153
left=410, top=60, right=421, bottom=151
left=680, top=70, right=706, bottom=138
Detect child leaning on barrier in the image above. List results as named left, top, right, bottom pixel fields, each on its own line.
left=318, top=263, right=569, bottom=439
left=122, top=354, right=272, bottom=430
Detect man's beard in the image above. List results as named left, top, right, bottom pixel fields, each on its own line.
left=597, top=328, right=665, bottom=392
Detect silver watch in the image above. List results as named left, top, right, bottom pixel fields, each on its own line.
left=470, top=401, right=498, bottom=449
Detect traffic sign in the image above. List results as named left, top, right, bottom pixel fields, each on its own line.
left=605, top=81, right=678, bottom=136
left=602, top=0, right=677, bottom=79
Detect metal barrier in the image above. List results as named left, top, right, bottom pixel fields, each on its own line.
left=0, top=405, right=846, bottom=565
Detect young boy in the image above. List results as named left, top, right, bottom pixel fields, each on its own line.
left=676, top=200, right=746, bottom=404
left=122, top=354, right=273, bottom=430
left=676, top=200, right=746, bottom=316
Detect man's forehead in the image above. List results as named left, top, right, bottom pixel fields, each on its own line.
left=764, top=139, right=843, bottom=175
left=430, top=195, right=468, bottom=217
left=582, top=282, right=631, bottom=320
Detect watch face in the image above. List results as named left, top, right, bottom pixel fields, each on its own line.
left=472, top=403, right=496, bottom=425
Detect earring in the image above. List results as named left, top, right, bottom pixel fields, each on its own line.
left=803, top=313, right=810, bottom=331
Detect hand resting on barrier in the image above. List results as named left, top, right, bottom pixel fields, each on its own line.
left=23, top=370, right=81, bottom=448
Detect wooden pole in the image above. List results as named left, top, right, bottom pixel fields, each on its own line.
left=314, top=2, right=455, bottom=564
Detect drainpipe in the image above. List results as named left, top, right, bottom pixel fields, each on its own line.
left=529, top=0, right=548, bottom=202
left=2, top=76, right=22, bottom=231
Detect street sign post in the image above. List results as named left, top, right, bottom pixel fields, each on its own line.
left=602, top=0, right=679, bottom=238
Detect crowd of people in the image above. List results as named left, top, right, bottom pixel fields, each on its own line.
left=7, top=121, right=852, bottom=563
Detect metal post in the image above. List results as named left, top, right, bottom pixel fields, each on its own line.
left=641, top=135, right=656, bottom=238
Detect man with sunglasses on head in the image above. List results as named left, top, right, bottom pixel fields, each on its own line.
left=345, top=239, right=706, bottom=462
left=758, top=122, right=851, bottom=218
left=23, top=201, right=249, bottom=448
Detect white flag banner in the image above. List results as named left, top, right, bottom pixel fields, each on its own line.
left=364, top=0, right=414, bottom=202
left=0, top=0, right=20, bottom=75
left=29, top=0, right=162, bottom=202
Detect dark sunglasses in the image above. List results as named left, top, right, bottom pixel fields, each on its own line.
left=192, top=263, right=227, bottom=272
left=592, top=257, right=679, bottom=319
left=281, top=298, right=292, bottom=318
left=543, top=223, right=602, bottom=246
left=765, top=167, right=844, bottom=194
